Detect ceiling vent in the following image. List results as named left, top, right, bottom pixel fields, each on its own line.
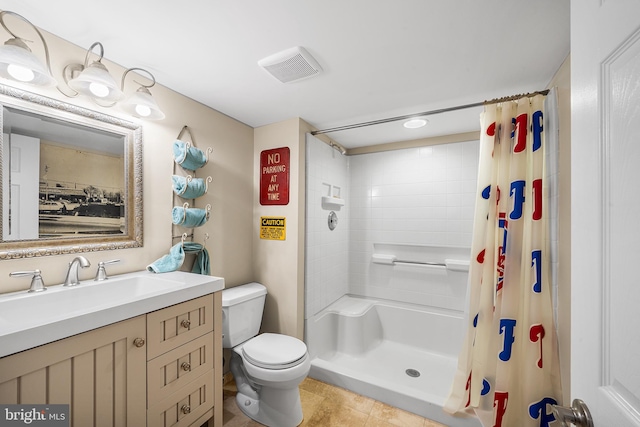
left=258, top=46, right=322, bottom=84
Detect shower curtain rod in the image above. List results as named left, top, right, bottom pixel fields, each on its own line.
left=310, top=89, right=550, bottom=136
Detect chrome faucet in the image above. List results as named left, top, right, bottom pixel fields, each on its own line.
left=63, top=256, right=91, bottom=286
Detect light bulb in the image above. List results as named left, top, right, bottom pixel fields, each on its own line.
left=89, top=82, right=109, bottom=98
left=135, top=104, right=151, bottom=117
left=7, top=63, right=35, bottom=82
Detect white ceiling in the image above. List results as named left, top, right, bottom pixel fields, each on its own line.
left=0, top=1, right=570, bottom=149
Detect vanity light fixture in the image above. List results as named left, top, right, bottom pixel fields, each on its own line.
left=119, top=67, right=165, bottom=120
left=403, top=118, right=428, bottom=129
left=0, top=11, right=56, bottom=86
left=63, top=41, right=123, bottom=103
left=0, top=11, right=163, bottom=121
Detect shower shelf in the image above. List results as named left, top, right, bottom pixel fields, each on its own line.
left=321, top=183, right=344, bottom=209
left=321, top=196, right=345, bottom=208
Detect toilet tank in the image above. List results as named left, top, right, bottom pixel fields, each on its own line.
left=221, top=282, right=267, bottom=348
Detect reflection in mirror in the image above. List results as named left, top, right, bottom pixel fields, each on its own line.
left=0, top=84, right=142, bottom=259
left=3, top=107, right=125, bottom=240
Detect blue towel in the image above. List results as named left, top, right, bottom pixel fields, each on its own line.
left=191, top=248, right=210, bottom=275
left=147, top=243, right=185, bottom=273
left=173, top=140, right=207, bottom=171
left=172, top=175, right=208, bottom=199
left=183, top=241, right=203, bottom=254
left=172, top=205, right=209, bottom=228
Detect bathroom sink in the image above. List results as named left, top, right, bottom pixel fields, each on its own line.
left=0, top=270, right=225, bottom=357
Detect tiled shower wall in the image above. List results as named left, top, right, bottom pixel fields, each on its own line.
left=348, top=141, right=480, bottom=309
left=305, top=134, right=480, bottom=317
left=305, top=135, right=350, bottom=318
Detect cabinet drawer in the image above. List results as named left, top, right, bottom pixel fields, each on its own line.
left=148, top=332, right=213, bottom=406
left=147, top=295, right=213, bottom=360
left=147, top=372, right=214, bottom=427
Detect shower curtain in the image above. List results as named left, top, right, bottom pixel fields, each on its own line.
left=444, top=94, right=562, bottom=427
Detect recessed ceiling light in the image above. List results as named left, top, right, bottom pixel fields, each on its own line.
left=403, top=118, right=428, bottom=129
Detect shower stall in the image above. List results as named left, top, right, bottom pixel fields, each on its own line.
left=304, top=133, right=482, bottom=426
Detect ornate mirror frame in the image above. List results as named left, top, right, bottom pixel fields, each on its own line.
left=0, top=84, right=143, bottom=259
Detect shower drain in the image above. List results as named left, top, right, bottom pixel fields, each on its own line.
left=405, top=368, right=421, bottom=378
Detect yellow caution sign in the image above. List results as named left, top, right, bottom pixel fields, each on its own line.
left=260, top=217, right=286, bottom=240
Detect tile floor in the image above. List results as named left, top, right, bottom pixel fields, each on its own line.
left=223, top=377, right=447, bottom=427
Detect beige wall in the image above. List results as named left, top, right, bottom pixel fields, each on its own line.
left=0, top=27, right=255, bottom=293
left=251, top=118, right=309, bottom=340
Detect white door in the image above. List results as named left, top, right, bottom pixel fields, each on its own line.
left=2, top=133, right=39, bottom=240
left=572, top=0, right=640, bottom=426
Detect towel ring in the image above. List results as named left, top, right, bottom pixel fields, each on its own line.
left=181, top=232, right=188, bottom=248
left=203, top=232, right=209, bottom=250
left=205, top=176, right=212, bottom=193
left=205, top=204, right=212, bottom=220
left=177, top=175, right=193, bottom=196
left=205, top=147, right=213, bottom=164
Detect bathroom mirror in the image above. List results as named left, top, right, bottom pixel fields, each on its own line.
left=0, top=84, right=142, bottom=259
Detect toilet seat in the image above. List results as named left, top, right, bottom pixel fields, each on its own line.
left=242, top=333, right=307, bottom=370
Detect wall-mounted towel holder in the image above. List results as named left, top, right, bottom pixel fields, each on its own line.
left=170, top=125, right=213, bottom=272
left=174, top=232, right=209, bottom=250
left=176, top=125, right=214, bottom=166
left=179, top=140, right=214, bottom=166
left=173, top=175, right=212, bottom=197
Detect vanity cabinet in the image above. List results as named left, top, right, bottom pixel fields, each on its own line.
left=0, top=292, right=223, bottom=427
left=0, top=315, right=147, bottom=426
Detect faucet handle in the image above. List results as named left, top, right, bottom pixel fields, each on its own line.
left=9, top=269, right=47, bottom=293
left=95, top=259, right=121, bottom=281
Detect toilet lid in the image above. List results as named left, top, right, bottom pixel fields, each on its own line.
left=242, top=333, right=307, bottom=369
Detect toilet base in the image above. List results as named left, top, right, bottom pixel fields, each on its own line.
left=230, top=351, right=306, bottom=427
left=236, top=385, right=303, bottom=427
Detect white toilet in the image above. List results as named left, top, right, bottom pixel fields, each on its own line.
left=222, top=282, right=310, bottom=427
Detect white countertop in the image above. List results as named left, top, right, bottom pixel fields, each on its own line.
left=0, top=270, right=225, bottom=358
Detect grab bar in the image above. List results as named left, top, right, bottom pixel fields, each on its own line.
left=371, top=253, right=470, bottom=272
left=394, top=260, right=446, bottom=268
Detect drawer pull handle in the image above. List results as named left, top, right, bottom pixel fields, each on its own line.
left=181, top=362, right=191, bottom=372
left=181, top=405, right=191, bottom=414
left=181, top=319, right=191, bottom=329
left=133, top=338, right=145, bottom=348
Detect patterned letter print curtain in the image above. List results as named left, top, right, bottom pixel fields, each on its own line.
left=444, top=94, right=562, bottom=427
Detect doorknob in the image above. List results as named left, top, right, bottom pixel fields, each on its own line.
left=551, top=399, right=594, bottom=427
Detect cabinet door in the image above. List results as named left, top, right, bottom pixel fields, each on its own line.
left=0, top=315, right=146, bottom=427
